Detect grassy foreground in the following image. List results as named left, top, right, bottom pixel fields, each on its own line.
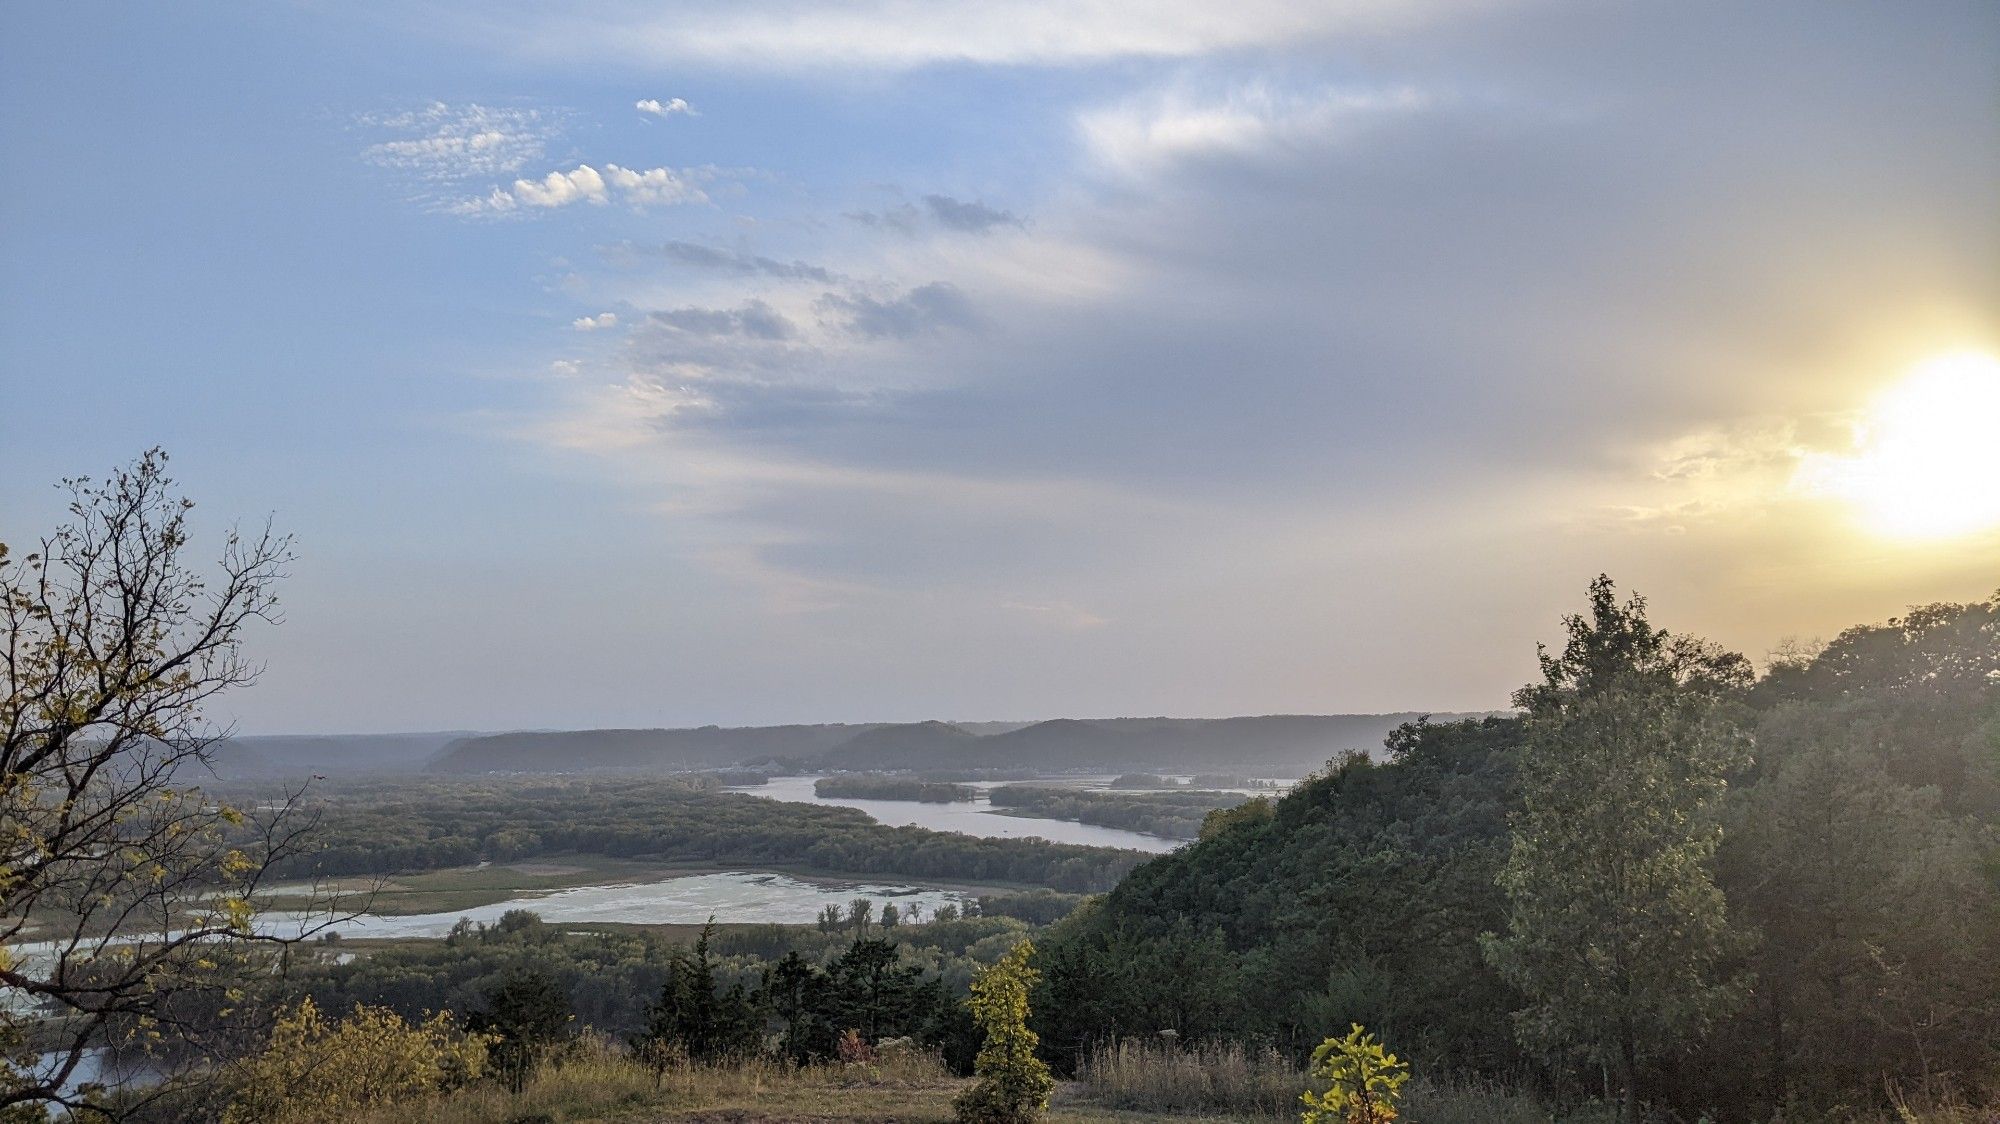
left=348, top=1045, right=2000, bottom=1124
left=348, top=1050, right=1260, bottom=1124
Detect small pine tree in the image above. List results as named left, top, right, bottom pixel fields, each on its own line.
left=954, top=940, right=1054, bottom=1124
left=467, top=965, right=574, bottom=1092
left=633, top=919, right=764, bottom=1068
left=1299, top=1023, right=1409, bottom=1124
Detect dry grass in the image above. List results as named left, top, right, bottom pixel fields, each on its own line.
left=350, top=1037, right=963, bottom=1123
left=1071, top=1039, right=1620, bottom=1124
left=1075, top=1039, right=1302, bottom=1118
left=1885, top=1085, right=2000, bottom=1124
left=326, top=1037, right=2000, bottom=1124
left=1400, top=1075, right=1612, bottom=1124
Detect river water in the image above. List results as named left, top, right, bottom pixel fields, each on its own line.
left=6, top=871, right=969, bottom=994
left=6, top=781, right=1180, bottom=980
left=728, top=775, right=1182, bottom=853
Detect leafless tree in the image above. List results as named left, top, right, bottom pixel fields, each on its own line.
left=1, top=450, right=342, bottom=1117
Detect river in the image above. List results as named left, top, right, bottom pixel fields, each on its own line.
left=728, top=775, right=1183, bottom=853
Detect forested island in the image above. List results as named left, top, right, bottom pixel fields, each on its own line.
left=987, top=786, right=1251, bottom=840
left=813, top=775, right=980, bottom=803
left=258, top=776, right=1146, bottom=893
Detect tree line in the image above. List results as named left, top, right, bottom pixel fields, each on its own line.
left=1032, top=581, right=2000, bottom=1122
left=813, top=775, right=979, bottom=802
left=986, top=785, right=1251, bottom=840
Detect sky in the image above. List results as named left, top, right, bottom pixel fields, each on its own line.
left=2, top=1, right=1996, bottom=734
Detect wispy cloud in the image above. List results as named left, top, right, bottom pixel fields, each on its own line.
left=451, top=0, right=1471, bottom=72
left=359, top=101, right=559, bottom=182
left=848, top=194, right=1022, bottom=236
left=612, top=241, right=839, bottom=283
left=1079, top=83, right=1435, bottom=176
left=923, top=195, right=1021, bottom=233
left=572, top=312, right=619, bottom=331
left=817, top=282, right=976, bottom=338
left=651, top=300, right=796, bottom=341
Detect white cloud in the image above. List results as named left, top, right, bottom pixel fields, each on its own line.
left=572, top=312, right=620, bottom=331
left=520, top=164, right=607, bottom=206
left=454, top=0, right=1478, bottom=72
left=636, top=97, right=696, bottom=117
left=463, top=163, right=710, bottom=214
left=359, top=101, right=558, bottom=182
left=1079, top=83, right=1434, bottom=177
left=603, top=163, right=706, bottom=205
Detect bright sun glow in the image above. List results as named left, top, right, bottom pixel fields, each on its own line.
left=1798, top=351, right=2000, bottom=540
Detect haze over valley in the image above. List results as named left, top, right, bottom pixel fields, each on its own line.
left=3, top=2, right=1995, bottom=1121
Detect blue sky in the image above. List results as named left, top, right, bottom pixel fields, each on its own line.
left=3, top=1, right=1996, bottom=733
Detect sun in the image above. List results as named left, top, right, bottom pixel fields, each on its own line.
left=1799, top=351, right=2000, bottom=540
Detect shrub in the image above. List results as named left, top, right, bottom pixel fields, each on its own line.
left=954, top=940, right=1054, bottom=1124
left=222, top=998, right=489, bottom=1124
left=1300, top=1023, right=1409, bottom=1124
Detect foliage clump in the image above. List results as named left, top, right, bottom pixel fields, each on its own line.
left=954, top=940, right=1054, bottom=1123
left=1300, top=1023, right=1409, bottom=1124
left=1, top=450, right=336, bottom=1112
left=1482, top=576, right=1751, bottom=1121
left=468, top=965, right=575, bottom=1092
left=632, top=920, right=762, bottom=1068
left=222, top=998, right=489, bottom=1124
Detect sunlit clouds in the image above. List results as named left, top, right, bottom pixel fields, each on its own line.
left=10, top=1, right=1992, bottom=730
left=460, top=162, right=713, bottom=214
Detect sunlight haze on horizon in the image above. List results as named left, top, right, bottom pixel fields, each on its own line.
left=2, top=1, right=1996, bottom=734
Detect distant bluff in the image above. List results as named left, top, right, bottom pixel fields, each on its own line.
left=423, top=713, right=1487, bottom=777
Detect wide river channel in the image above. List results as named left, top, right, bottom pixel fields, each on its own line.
left=726, top=775, right=1183, bottom=853
left=8, top=779, right=1189, bottom=1000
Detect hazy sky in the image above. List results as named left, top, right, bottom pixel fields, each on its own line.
left=3, top=2, right=1996, bottom=734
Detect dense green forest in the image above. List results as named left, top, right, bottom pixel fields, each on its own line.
left=987, top=786, right=1250, bottom=840
left=288, top=911, right=1030, bottom=1067
left=258, top=776, right=1146, bottom=893
left=224, top=584, right=2000, bottom=1120
left=1033, top=583, right=2000, bottom=1121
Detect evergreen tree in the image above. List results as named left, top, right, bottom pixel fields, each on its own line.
left=823, top=938, right=937, bottom=1047
left=1483, top=576, right=1751, bottom=1122
left=467, top=965, right=573, bottom=1092
left=761, top=952, right=827, bottom=1066
left=634, top=920, right=764, bottom=1066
